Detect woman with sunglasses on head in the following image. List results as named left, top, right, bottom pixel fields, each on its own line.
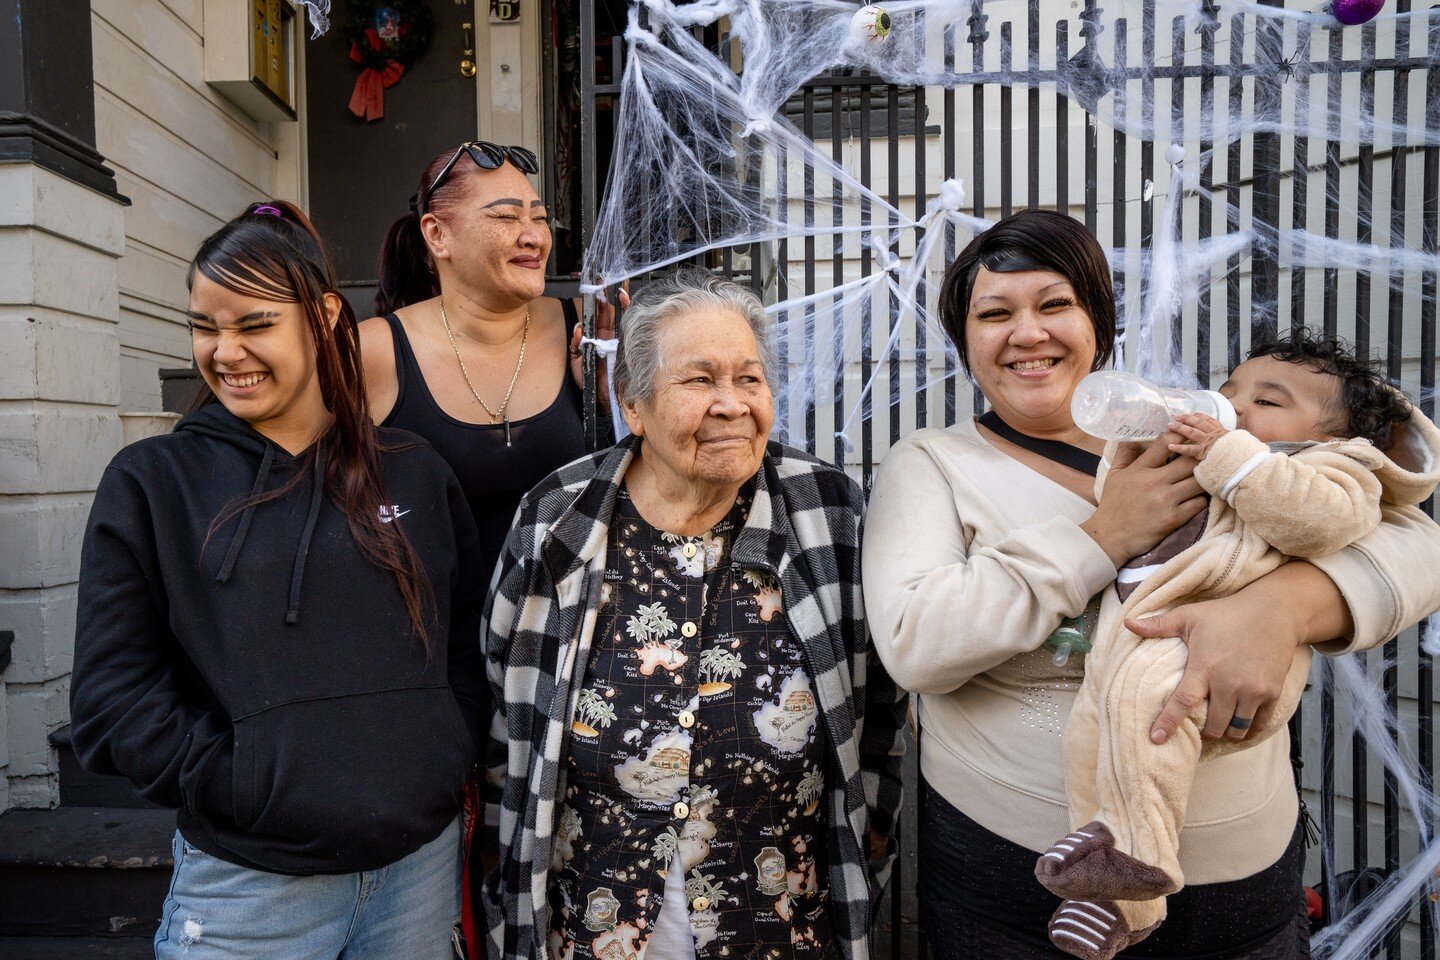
left=362, top=142, right=616, bottom=594
left=70, top=202, right=486, bottom=959
left=361, top=141, right=616, bottom=958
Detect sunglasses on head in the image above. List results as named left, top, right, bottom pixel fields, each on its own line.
left=414, top=141, right=539, bottom=215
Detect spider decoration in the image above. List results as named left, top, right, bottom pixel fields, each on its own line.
left=1274, top=41, right=1310, bottom=82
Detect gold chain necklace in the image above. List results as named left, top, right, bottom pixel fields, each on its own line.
left=439, top=299, right=529, bottom=447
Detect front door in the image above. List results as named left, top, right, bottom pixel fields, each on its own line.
left=305, top=0, right=479, bottom=318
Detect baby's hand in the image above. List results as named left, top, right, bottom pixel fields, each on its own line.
left=1166, top=412, right=1229, bottom=461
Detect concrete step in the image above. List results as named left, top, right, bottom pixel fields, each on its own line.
left=0, top=807, right=174, bottom=940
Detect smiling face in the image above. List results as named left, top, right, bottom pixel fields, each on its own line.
left=188, top=273, right=332, bottom=446
left=1220, top=354, right=1341, bottom=443
left=963, top=266, right=1099, bottom=437
left=424, top=162, right=550, bottom=307
left=623, top=308, right=775, bottom=492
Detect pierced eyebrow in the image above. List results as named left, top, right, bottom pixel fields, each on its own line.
left=186, top=310, right=280, bottom=325
left=483, top=198, right=547, bottom=209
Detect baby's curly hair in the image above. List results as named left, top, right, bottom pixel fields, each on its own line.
left=1247, top=329, right=1411, bottom=449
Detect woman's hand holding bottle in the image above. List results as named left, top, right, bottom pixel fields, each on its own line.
left=1079, top=435, right=1207, bottom=567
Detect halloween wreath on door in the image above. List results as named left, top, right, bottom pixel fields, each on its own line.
left=342, top=0, right=433, bottom=122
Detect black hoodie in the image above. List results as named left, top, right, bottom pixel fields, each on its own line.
left=72, top=404, right=486, bottom=875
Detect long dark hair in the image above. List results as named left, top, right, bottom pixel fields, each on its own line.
left=189, top=200, right=433, bottom=646
left=374, top=148, right=470, bottom=316
left=938, top=210, right=1117, bottom=373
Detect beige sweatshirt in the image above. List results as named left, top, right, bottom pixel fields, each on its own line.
left=863, top=416, right=1440, bottom=883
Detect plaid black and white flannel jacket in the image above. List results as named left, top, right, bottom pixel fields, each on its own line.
left=480, top=435, right=909, bottom=960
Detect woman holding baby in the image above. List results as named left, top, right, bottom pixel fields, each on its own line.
left=863, top=210, right=1440, bottom=959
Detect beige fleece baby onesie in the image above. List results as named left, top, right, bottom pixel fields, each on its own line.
left=1037, top=405, right=1440, bottom=960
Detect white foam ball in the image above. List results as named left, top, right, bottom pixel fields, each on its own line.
left=1165, top=143, right=1186, bottom=166
left=849, top=5, right=892, bottom=45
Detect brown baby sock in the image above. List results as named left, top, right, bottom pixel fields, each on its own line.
left=1048, top=899, right=1162, bottom=960
left=1034, top=821, right=1178, bottom=902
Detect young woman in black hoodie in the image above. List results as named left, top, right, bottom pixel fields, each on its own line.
left=71, top=202, right=485, bottom=959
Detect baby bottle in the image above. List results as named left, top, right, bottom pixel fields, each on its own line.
left=1071, top=370, right=1236, bottom=442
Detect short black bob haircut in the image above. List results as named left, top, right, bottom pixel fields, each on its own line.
left=937, top=210, right=1117, bottom=374
left=1247, top=329, right=1412, bottom=450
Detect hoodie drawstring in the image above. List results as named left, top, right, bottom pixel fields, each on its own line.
left=216, top=444, right=276, bottom=583
left=286, top=450, right=325, bottom=625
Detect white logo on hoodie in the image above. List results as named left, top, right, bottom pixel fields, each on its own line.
left=378, top=504, right=410, bottom=523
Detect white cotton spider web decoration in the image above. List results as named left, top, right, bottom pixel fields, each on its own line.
left=581, top=4, right=916, bottom=294
left=288, top=0, right=331, bottom=37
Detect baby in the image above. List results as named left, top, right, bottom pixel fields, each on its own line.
left=1035, top=331, right=1440, bottom=960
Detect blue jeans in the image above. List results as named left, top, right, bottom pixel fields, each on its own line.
left=155, top=817, right=461, bottom=959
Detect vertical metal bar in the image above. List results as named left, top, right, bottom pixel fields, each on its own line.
left=1251, top=0, right=1284, bottom=344
left=1349, top=26, right=1376, bottom=899
left=1139, top=0, right=1156, bottom=340
left=969, top=2, right=989, bottom=413
left=1419, top=18, right=1440, bottom=959
left=1323, top=23, right=1343, bottom=339
left=776, top=133, right=790, bottom=441
left=1352, top=644, right=1370, bottom=921
left=1381, top=8, right=1411, bottom=957
left=1316, top=17, right=1341, bottom=925
left=1321, top=653, right=1338, bottom=926
left=831, top=82, right=845, bottom=468
left=1080, top=0, right=1101, bottom=234
left=1356, top=22, right=1377, bottom=358
left=579, top=0, right=599, bottom=450
left=748, top=142, right=764, bottom=294
left=1197, top=1, right=1218, bottom=387
left=859, top=82, right=874, bottom=482
left=882, top=77, right=901, bottom=483
left=804, top=86, right=818, bottom=453
left=1167, top=13, right=1185, bottom=372
left=894, top=20, right=927, bottom=951
left=944, top=22, right=958, bottom=430
left=914, top=31, right=929, bottom=441
left=1000, top=22, right=1014, bottom=220
left=1057, top=24, right=1070, bottom=217
left=1291, top=17, right=1312, bottom=339
left=1027, top=0, right=1041, bottom=211
left=1113, top=19, right=1128, bottom=350
left=1225, top=12, right=1244, bottom=370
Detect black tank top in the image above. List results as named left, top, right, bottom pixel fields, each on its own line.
left=381, top=302, right=588, bottom=590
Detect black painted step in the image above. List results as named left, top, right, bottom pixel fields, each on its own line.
left=0, top=935, right=153, bottom=959
left=0, top=807, right=174, bottom=940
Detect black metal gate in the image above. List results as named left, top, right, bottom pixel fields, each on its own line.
left=576, top=2, right=1439, bottom=956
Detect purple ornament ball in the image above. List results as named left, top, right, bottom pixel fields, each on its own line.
left=1332, top=0, right=1385, bottom=26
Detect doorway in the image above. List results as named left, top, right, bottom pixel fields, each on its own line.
left=304, top=0, right=479, bottom=318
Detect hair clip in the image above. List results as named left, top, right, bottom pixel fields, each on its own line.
left=252, top=204, right=284, bottom=218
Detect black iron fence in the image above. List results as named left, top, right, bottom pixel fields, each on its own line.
left=577, top=1, right=1439, bottom=956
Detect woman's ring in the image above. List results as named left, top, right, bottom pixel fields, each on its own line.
left=1228, top=715, right=1253, bottom=730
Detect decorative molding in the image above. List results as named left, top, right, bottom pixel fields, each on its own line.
left=0, top=113, right=127, bottom=203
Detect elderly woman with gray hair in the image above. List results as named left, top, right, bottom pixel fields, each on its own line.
left=481, top=268, right=907, bottom=960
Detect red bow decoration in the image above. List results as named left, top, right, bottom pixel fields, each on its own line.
left=348, top=29, right=405, bottom=122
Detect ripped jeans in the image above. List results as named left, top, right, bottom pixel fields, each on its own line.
left=155, top=817, right=461, bottom=960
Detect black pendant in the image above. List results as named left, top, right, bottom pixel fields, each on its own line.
left=504, top=418, right=512, bottom=447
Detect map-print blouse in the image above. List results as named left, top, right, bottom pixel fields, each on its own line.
left=549, top=485, right=835, bottom=960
